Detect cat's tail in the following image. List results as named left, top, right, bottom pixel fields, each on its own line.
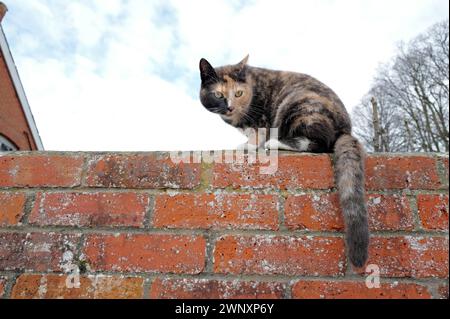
left=334, top=133, right=369, bottom=268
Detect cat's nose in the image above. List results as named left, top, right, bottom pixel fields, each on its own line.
left=227, top=106, right=234, bottom=112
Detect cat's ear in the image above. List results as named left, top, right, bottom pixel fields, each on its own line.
left=235, top=54, right=249, bottom=80
left=237, top=54, right=249, bottom=68
left=199, top=58, right=218, bottom=85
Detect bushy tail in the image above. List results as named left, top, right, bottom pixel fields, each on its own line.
left=334, top=134, right=369, bottom=267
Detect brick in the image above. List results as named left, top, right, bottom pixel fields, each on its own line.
left=438, top=284, right=448, bottom=299
left=153, top=193, right=278, bottom=230
left=150, top=278, right=285, bottom=299
left=292, top=280, right=431, bottom=299
left=285, top=193, right=413, bottom=231
left=0, top=232, right=80, bottom=272
left=442, top=158, right=449, bottom=183
left=360, top=236, right=449, bottom=278
left=367, top=194, right=414, bottom=231
left=85, top=154, right=201, bottom=189
left=0, top=155, right=84, bottom=187
left=0, top=276, right=6, bottom=298
left=285, top=193, right=343, bottom=231
left=213, top=154, right=334, bottom=190
left=366, top=156, right=441, bottom=190
left=214, top=235, right=345, bottom=276
left=83, top=233, right=205, bottom=274
left=11, top=274, right=144, bottom=299
left=417, top=194, right=449, bottom=230
left=0, top=192, right=26, bottom=226
left=30, top=192, right=149, bottom=228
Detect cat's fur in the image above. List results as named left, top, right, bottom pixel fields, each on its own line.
left=199, top=56, right=369, bottom=267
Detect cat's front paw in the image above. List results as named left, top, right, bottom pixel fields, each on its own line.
left=264, top=139, right=281, bottom=150
left=236, top=143, right=258, bottom=151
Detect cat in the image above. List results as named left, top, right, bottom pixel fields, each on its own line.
left=198, top=55, right=369, bottom=268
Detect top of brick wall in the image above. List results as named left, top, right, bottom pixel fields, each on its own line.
left=0, top=151, right=448, bottom=190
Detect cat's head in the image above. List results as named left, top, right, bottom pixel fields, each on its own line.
left=199, top=55, right=253, bottom=123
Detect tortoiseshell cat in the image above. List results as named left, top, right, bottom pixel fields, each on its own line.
left=199, top=55, right=369, bottom=267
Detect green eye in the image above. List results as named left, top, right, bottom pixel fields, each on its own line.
left=214, top=91, right=224, bottom=99
left=235, top=90, right=243, bottom=97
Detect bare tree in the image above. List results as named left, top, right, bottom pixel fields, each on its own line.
left=353, top=81, right=408, bottom=152
left=353, top=20, right=449, bottom=153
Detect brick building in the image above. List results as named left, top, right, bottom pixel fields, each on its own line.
left=0, top=2, right=43, bottom=151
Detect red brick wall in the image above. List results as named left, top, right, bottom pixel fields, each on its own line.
left=0, top=50, right=37, bottom=150
left=0, top=152, right=448, bottom=299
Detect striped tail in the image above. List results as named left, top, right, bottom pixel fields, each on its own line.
left=334, top=134, right=369, bottom=267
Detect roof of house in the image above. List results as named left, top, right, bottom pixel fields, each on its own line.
left=0, top=2, right=44, bottom=150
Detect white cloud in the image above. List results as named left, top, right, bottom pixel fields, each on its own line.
left=2, top=0, right=448, bottom=151
left=19, top=53, right=243, bottom=151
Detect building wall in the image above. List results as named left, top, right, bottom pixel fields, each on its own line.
left=0, top=152, right=448, bottom=299
left=0, top=49, right=37, bottom=150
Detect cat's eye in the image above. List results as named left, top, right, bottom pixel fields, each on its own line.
left=235, top=90, right=243, bottom=97
left=214, top=91, right=224, bottom=99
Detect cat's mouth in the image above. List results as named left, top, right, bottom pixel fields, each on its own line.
left=220, top=111, right=234, bottom=120
left=218, top=108, right=234, bottom=117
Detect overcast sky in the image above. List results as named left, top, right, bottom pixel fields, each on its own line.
left=2, top=0, right=449, bottom=151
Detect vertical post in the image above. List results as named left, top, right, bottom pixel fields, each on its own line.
left=371, top=97, right=381, bottom=152
left=404, top=119, right=413, bottom=152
